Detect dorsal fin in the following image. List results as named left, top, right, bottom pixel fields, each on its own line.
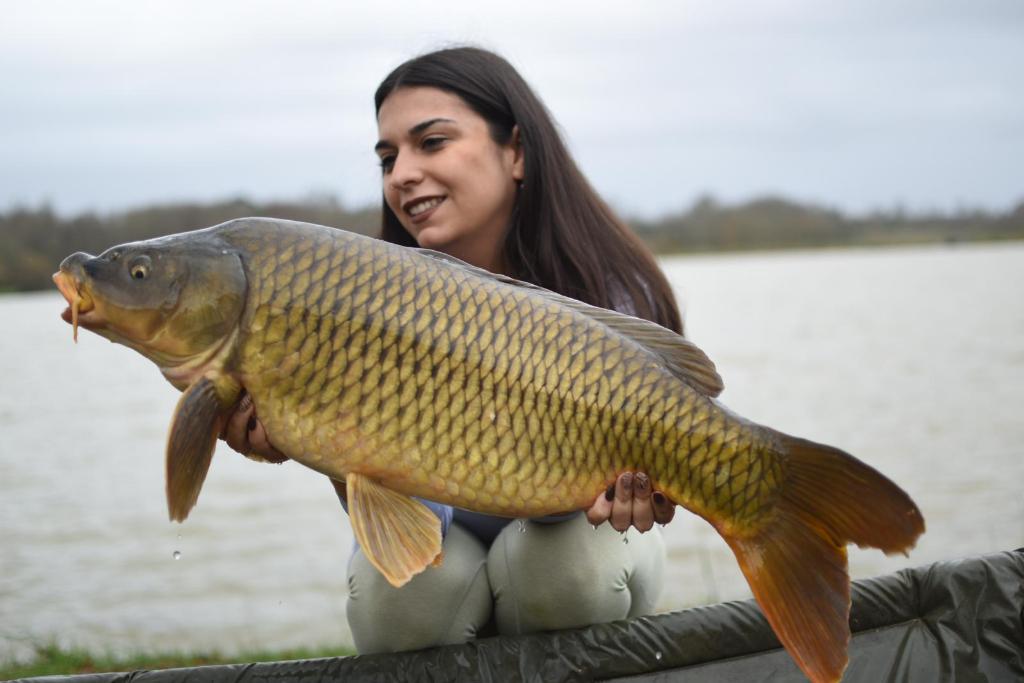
left=413, top=248, right=724, bottom=398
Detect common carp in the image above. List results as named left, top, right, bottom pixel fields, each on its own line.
left=53, top=217, right=923, bottom=683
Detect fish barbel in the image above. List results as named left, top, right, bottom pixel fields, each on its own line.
left=53, top=218, right=924, bottom=683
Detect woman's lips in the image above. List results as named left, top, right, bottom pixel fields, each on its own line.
left=404, top=196, right=445, bottom=224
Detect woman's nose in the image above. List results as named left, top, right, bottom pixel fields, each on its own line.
left=388, top=153, right=423, bottom=189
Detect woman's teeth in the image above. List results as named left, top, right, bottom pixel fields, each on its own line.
left=408, top=197, right=443, bottom=216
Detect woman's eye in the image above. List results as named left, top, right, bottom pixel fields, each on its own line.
left=130, top=264, right=148, bottom=280
left=422, top=136, right=446, bottom=150
left=378, top=155, right=395, bottom=173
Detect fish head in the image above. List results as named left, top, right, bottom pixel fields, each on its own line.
left=53, top=231, right=247, bottom=370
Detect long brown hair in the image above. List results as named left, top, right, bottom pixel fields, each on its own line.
left=374, top=47, right=683, bottom=335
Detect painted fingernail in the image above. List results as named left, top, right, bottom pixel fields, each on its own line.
left=635, top=473, right=649, bottom=491
left=621, top=473, right=633, bottom=491
left=605, top=484, right=616, bottom=501
left=247, top=416, right=257, bottom=432
left=653, top=492, right=666, bottom=505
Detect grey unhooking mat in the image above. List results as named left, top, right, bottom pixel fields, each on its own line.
left=15, top=549, right=1024, bottom=682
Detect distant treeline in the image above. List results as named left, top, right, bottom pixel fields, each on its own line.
left=0, top=197, right=379, bottom=293
left=3, top=194, right=1023, bottom=292
left=633, top=195, right=1024, bottom=254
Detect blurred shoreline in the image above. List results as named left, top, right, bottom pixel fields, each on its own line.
left=4, top=193, right=1023, bottom=293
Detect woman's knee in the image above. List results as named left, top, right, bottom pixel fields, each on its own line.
left=346, top=524, right=492, bottom=653
left=487, top=515, right=664, bottom=635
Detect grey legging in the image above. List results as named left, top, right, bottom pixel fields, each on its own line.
left=345, top=514, right=665, bottom=653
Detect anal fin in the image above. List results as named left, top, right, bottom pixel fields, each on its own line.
left=346, top=472, right=442, bottom=587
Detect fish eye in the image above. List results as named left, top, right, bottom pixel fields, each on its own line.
left=129, top=256, right=151, bottom=280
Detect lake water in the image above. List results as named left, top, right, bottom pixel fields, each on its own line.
left=2, top=242, right=1022, bottom=663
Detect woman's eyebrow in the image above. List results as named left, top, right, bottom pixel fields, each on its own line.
left=409, top=117, right=455, bottom=136
left=375, top=117, right=456, bottom=153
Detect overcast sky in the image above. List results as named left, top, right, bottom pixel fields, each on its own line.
left=2, top=0, right=1022, bottom=218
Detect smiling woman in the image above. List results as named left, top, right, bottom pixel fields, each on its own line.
left=375, top=88, right=523, bottom=273
left=373, top=48, right=683, bottom=331
left=221, top=46, right=686, bottom=656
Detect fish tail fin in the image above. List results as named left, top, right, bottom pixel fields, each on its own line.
left=722, top=432, right=925, bottom=683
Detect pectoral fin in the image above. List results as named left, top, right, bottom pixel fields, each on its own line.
left=166, top=377, right=225, bottom=522
left=346, top=472, right=443, bottom=587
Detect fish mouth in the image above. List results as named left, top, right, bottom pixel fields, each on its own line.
left=53, top=271, right=98, bottom=343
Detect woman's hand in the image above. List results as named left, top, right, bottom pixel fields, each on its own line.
left=220, top=392, right=288, bottom=463
left=585, top=472, right=675, bottom=532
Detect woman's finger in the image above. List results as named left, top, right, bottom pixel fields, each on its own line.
left=652, top=491, right=676, bottom=525
left=631, top=472, right=654, bottom=533
left=610, top=472, right=634, bottom=532
left=222, top=393, right=255, bottom=454
left=248, top=418, right=288, bottom=463
left=585, top=482, right=615, bottom=525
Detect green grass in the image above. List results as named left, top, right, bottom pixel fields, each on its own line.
left=1, top=642, right=355, bottom=680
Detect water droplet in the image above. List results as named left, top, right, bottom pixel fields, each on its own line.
left=172, top=550, right=181, bottom=560
left=655, top=650, right=663, bottom=661
left=592, top=524, right=599, bottom=531
left=518, top=520, right=526, bottom=533
left=622, top=536, right=630, bottom=545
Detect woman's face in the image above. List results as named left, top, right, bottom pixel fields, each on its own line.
left=376, top=86, right=523, bottom=272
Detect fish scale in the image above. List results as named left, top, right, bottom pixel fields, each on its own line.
left=55, top=217, right=924, bottom=683
left=226, top=221, right=766, bottom=522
